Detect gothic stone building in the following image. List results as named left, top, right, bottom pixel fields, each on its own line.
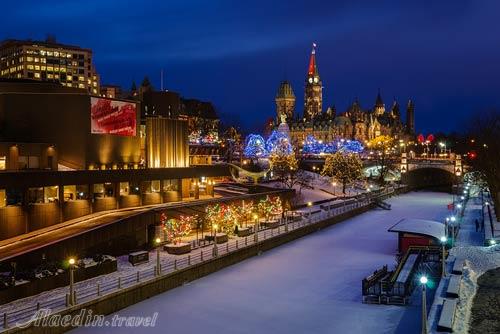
left=274, top=45, right=415, bottom=147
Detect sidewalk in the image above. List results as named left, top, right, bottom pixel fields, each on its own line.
left=455, top=196, right=484, bottom=247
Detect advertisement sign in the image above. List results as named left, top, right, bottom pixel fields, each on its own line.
left=90, top=97, right=137, bottom=136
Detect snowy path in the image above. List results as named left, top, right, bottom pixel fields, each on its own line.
left=456, top=197, right=484, bottom=247
left=71, top=192, right=450, bottom=334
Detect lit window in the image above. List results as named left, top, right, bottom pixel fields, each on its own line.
left=47, top=74, right=53, bottom=79
left=66, top=53, right=72, bottom=58
left=34, top=65, right=40, bottom=70
left=66, top=75, right=72, bottom=81
left=60, top=67, right=66, bottom=72
left=0, top=156, right=5, bottom=170
left=27, top=56, right=33, bottom=62
left=60, top=52, right=66, bottom=57
left=87, top=79, right=91, bottom=84
left=40, top=50, right=46, bottom=56
left=34, top=57, right=39, bottom=63
left=93, top=81, right=97, bottom=87
left=41, top=66, right=46, bottom=70
left=54, top=74, right=59, bottom=79
left=78, top=76, right=84, bottom=81
left=46, top=66, right=53, bottom=72
left=34, top=72, right=40, bottom=78
left=47, top=51, right=53, bottom=56
left=92, top=88, right=97, bottom=94
left=54, top=51, right=59, bottom=57
left=27, top=64, right=34, bottom=70
left=78, top=83, right=85, bottom=88
left=41, top=58, right=46, bottom=63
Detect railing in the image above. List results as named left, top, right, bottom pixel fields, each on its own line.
left=0, top=187, right=397, bottom=331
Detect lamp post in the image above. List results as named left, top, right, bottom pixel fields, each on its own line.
left=307, top=201, right=313, bottom=222
left=68, top=257, right=76, bottom=306
left=440, top=236, right=447, bottom=277
left=155, top=237, right=161, bottom=276
left=420, top=276, right=428, bottom=334
left=450, top=216, right=456, bottom=245
left=213, top=223, right=219, bottom=257
left=253, top=214, right=259, bottom=242
left=332, top=181, right=337, bottom=196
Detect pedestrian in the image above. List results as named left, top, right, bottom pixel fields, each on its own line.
left=481, top=219, right=485, bottom=231
left=475, top=219, right=479, bottom=232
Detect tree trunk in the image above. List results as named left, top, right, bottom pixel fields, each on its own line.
left=342, top=182, right=346, bottom=194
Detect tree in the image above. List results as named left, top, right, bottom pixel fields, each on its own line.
left=367, top=135, right=395, bottom=184
left=466, top=110, right=500, bottom=214
left=321, top=152, right=363, bottom=194
left=205, top=203, right=235, bottom=235
left=269, top=152, right=313, bottom=190
left=161, top=213, right=192, bottom=245
left=244, top=134, right=267, bottom=159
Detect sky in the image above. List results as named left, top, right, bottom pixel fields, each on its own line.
left=3, top=0, right=500, bottom=134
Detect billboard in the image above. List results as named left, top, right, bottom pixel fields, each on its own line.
left=90, top=97, right=137, bottom=136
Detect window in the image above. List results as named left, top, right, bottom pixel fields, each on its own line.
left=78, top=76, right=84, bottom=81
left=27, top=56, right=33, bottom=62
left=34, top=57, right=39, bottom=63
left=27, top=64, right=34, bottom=70
left=0, top=156, right=6, bottom=170
left=34, top=65, right=40, bottom=70
left=78, top=83, right=84, bottom=88
left=34, top=72, right=40, bottom=78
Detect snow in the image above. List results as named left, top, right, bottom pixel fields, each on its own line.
left=427, top=187, right=500, bottom=334
left=71, top=191, right=451, bottom=334
left=388, top=218, right=445, bottom=240
left=267, top=171, right=373, bottom=205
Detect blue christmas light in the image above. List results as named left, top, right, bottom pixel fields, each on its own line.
left=302, top=135, right=364, bottom=155
left=244, top=134, right=267, bottom=158
left=266, top=130, right=293, bottom=156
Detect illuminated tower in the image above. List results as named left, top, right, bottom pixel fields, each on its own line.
left=373, top=89, right=385, bottom=116
left=275, top=80, right=296, bottom=121
left=406, top=99, right=415, bottom=134
left=304, top=43, right=322, bottom=120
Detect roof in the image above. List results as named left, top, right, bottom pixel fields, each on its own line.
left=388, top=218, right=445, bottom=240
left=307, top=44, right=319, bottom=77
left=276, top=81, right=295, bottom=98
left=0, top=39, right=92, bottom=53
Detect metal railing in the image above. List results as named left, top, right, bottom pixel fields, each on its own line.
left=0, top=187, right=397, bottom=331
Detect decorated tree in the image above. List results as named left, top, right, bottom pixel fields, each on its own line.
left=266, top=130, right=293, bottom=156
left=321, top=152, right=363, bottom=194
left=244, top=134, right=267, bottom=159
left=205, top=203, right=236, bottom=235
left=269, top=152, right=313, bottom=190
left=232, top=200, right=254, bottom=228
left=257, top=196, right=282, bottom=220
left=161, top=213, right=193, bottom=245
left=367, top=135, right=395, bottom=183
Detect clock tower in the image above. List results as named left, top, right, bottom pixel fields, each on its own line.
left=304, top=43, right=322, bottom=120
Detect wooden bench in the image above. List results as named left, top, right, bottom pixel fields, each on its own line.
left=446, top=275, right=461, bottom=298
left=452, top=258, right=465, bottom=275
left=437, top=298, right=458, bottom=332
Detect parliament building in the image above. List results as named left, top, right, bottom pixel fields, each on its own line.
left=274, top=45, right=415, bottom=146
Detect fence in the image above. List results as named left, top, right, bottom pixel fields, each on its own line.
left=0, top=186, right=398, bottom=331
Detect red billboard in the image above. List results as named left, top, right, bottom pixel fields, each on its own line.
left=90, top=97, right=137, bottom=136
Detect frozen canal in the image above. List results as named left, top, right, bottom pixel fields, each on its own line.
left=72, top=191, right=450, bottom=334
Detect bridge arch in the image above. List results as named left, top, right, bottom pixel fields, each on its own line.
left=402, top=167, right=458, bottom=190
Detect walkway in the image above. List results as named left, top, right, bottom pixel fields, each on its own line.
left=456, top=196, right=484, bottom=246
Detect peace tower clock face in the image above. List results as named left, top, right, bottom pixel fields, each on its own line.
left=308, top=77, right=313, bottom=83
left=314, top=77, right=318, bottom=83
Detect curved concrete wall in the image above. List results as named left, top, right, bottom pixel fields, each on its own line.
left=28, top=203, right=60, bottom=231
left=142, top=193, right=161, bottom=206
left=0, top=206, right=26, bottom=240
left=164, top=191, right=181, bottom=203
left=119, top=195, right=141, bottom=208
left=93, top=197, right=117, bottom=213
left=63, top=200, right=91, bottom=221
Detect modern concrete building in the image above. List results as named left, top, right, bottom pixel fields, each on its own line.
left=0, top=37, right=100, bottom=94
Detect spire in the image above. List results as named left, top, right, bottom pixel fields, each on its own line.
left=375, top=88, right=384, bottom=106
left=307, top=43, right=319, bottom=77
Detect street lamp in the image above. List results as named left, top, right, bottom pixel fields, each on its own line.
left=332, top=181, right=337, bottom=196
left=68, top=257, right=76, bottom=306
left=155, top=237, right=161, bottom=276
left=490, top=239, right=497, bottom=246
left=420, top=275, right=428, bottom=334
left=307, top=201, right=313, bottom=221
left=253, top=214, right=259, bottom=242
left=440, top=236, right=447, bottom=277
left=213, top=223, right=219, bottom=257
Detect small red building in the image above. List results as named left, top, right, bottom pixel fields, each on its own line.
left=388, top=219, right=445, bottom=253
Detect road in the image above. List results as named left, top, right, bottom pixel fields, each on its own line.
left=72, top=191, right=451, bottom=334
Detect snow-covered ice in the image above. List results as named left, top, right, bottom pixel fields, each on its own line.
left=71, top=191, right=451, bottom=334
